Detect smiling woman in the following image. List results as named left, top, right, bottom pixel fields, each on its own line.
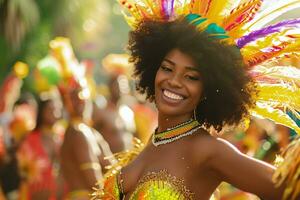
left=129, top=20, right=256, bottom=132
left=154, top=49, right=203, bottom=122
left=93, top=19, right=281, bottom=200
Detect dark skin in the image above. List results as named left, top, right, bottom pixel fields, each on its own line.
left=60, top=125, right=102, bottom=190
left=32, top=101, right=59, bottom=200
left=120, top=49, right=284, bottom=199
left=92, top=106, right=125, bottom=153
left=60, top=89, right=105, bottom=198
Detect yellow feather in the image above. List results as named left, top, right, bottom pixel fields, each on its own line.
left=205, top=0, right=237, bottom=24
left=256, top=84, right=300, bottom=111
left=250, top=103, right=300, bottom=134
left=273, top=138, right=300, bottom=200
left=189, top=0, right=212, bottom=15
left=223, top=0, right=262, bottom=36
left=104, top=137, right=144, bottom=179
left=262, top=52, right=300, bottom=66
left=241, top=32, right=300, bottom=66
left=144, top=0, right=159, bottom=16
left=253, top=65, right=300, bottom=84
left=176, top=0, right=190, bottom=16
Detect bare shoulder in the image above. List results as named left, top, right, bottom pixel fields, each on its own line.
left=189, top=129, right=239, bottom=165
left=64, top=125, right=88, bottom=146
left=188, top=129, right=217, bottom=165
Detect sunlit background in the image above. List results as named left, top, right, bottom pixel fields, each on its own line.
left=0, top=1, right=299, bottom=200
left=0, top=0, right=130, bottom=85
left=0, top=0, right=299, bottom=85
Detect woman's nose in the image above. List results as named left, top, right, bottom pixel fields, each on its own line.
left=167, top=73, right=182, bottom=88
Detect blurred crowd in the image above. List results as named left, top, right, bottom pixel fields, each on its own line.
left=0, top=38, right=299, bottom=200
left=0, top=37, right=157, bottom=200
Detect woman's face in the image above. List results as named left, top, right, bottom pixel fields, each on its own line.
left=155, top=49, right=203, bottom=119
left=42, top=101, right=60, bottom=126
left=63, top=88, right=86, bottom=117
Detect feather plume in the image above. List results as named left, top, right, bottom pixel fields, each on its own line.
left=251, top=65, right=300, bottom=84
left=250, top=103, right=300, bottom=134
left=241, top=32, right=300, bottom=67
left=223, top=0, right=263, bottom=33
left=190, top=0, right=213, bottom=16
left=205, top=0, right=237, bottom=24
left=161, top=0, right=175, bottom=19
left=273, top=138, right=300, bottom=200
left=237, top=18, right=300, bottom=48
left=244, top=0, right=300, bottom=32
left=255, top=84, right=300, bottom=111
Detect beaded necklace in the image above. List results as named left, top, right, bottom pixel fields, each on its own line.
left=152, top=119, right=202, bottom=146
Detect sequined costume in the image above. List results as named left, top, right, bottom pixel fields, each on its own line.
left=92, top=136, right=220, bottom=200
left=92, top=138, right=202, bottom=200
left=98, top=170, right=195, bottom=200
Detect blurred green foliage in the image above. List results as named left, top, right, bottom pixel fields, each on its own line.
left=0, top=0, right=129, bottom=85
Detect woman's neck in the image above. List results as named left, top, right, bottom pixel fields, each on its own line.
left=40, top=125, right=54, bottom=137
left=157, top=113, right=194, bottom=132
left=70, top=116, right=84, bottom=124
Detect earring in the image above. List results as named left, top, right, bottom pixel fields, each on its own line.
left=193, top=109, right=197, bottom=121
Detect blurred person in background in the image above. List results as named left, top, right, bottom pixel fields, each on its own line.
left=92, top=102, right=125, bottom=154
left=59, top=83, right=113, bottom=200
left=0, top=73, right=35, bottom=200
left=17, top=98, right=63, bottom=200
left=98, top=53, right=157, bottom=150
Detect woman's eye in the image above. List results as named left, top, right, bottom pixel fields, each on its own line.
left=160, top=65, right=172, bottom=72
left=186, top=75, right=199, bottom=81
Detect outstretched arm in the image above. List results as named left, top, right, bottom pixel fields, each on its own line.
left=209, top=138, right=284, bottom=200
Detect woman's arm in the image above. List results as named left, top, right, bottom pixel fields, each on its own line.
left=208, top=137, right=284, bottom=200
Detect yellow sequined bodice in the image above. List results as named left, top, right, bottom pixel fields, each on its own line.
left=130, top=169, right=194, bottom=200
left=93, top=169, right=194, bottom=200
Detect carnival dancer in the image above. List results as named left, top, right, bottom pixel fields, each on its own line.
left=18, top=98, right=62, bottom=200
left=42, top=37, right=114, bottom=200
left=0, top=62, right=33, bottom=200
left=93, top=0, right=300, bottom=200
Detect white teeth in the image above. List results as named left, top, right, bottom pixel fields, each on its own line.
left=163, top=90, right=184, bottom=100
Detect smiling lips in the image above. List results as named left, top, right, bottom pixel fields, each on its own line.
left=163, top=89, right=185, bottom=101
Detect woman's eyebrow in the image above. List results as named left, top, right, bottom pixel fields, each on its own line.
left=185, top=66, right=200, bottom=72
left=163, top=58, right=200, bottom=72
left=163, top=58, right=175, bottom=65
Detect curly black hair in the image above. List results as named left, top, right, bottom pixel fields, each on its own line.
left=128, top=18, right=257, bottom=131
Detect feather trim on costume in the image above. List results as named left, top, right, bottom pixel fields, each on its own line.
left=91, top=138, right=145, bottom=199
left=273, top=138, right=300, bottom=200
left=104, top=137, right=145, bottom=178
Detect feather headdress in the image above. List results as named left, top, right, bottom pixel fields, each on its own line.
left=118, top=0, right=300, bottom=135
